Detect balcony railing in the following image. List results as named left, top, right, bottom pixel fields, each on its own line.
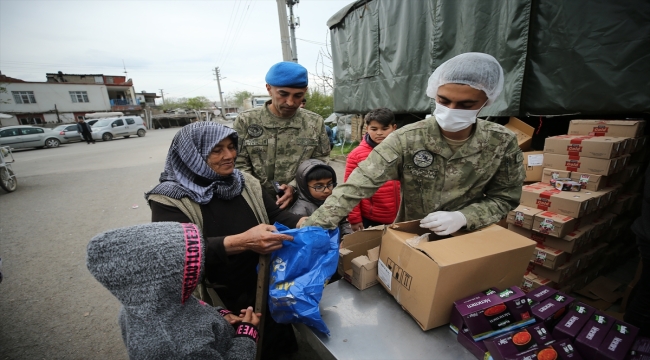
left=110, top=99, right=141, bottom=106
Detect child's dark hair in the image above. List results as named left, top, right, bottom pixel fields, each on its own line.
left=306, top=167, right=334, bottom=182
left=364, top=107, right=395, bottom=126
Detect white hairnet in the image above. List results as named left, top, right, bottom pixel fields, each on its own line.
left=426, top=52, right=505, bottom=106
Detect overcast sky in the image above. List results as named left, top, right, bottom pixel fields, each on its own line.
left=0, top=0, right=351, bottom=103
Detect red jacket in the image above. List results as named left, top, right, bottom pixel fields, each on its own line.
left=344, top=138, right=401, bottom=225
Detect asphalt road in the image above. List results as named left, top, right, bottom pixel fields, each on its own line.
left=0, top=127, right=345, bottom=359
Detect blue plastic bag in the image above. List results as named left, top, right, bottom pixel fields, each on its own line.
left=268, top=223, right=339, bottom=335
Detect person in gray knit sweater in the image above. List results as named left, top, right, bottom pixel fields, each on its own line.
left=86, top=221, right=260, bottom=359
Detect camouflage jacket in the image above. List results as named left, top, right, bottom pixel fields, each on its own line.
left=304, top=118, right=525, bottom=230
left=234, top=103, right=331, bottom=197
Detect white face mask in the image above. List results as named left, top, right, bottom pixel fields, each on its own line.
left=433, top=102, right=485, bottom=132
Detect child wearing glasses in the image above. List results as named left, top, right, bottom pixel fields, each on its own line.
left=345, top=108, right=401, bottom=232
left=289, top=159, right=352, bottom=239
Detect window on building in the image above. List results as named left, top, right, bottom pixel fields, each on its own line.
left=106, top=77, right=114, bottom=84
left=12, top=91, right=37, bottom=104
left=70, top=91, right=89, bottom=103
left=94, top=76, right=103, bottom=84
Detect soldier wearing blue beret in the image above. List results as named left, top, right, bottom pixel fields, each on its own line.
left=234, top=62, right=330, bottom=209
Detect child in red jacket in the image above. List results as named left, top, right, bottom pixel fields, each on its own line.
left=345, top=108, right=401, bottom=232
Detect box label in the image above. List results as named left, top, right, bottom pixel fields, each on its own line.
left=528, top=154, right=544, bottom=166
left=377, top=258, right=391, bottom=291
left=592, top=125, right=609, bottom=135
left=535, top=251, right=547, bottom=264
left=514, top=211, right=525, bottom=227
left=539, top=219, right=554, bottom=234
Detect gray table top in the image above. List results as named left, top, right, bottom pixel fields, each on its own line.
left=295, top=280, right=477, bottom=360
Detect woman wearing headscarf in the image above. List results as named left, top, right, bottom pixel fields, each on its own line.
left=146, top=122, right=304, bottom=359
left=303, top=52, right=526, bottom=234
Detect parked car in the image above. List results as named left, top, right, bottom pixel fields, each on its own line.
left=0, top=125, right=69, bottom=149
left=53, top=124, right=83, bottom=142
left=224, top=113, right=239, bottom=121
left=91, top=116, right=147, bottom=141
left=86, top=119, right=99, bottom=126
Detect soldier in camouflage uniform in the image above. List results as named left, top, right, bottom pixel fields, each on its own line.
left=234, top=62, right=330, bottom=209
left=304, top=53, right=525, bottom=234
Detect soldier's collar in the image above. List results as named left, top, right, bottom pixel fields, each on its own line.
left=449, top=120, right=489, bottom=160
left=263, top=103, right=302, bottom=128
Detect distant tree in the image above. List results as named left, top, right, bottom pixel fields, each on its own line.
left=232, top=90, right=253, bottom=108
left=186, top=96, right=211, bottom=110
left=304, top=89, right=333, bottom=119
left=161, top=97, right=188, bottom=111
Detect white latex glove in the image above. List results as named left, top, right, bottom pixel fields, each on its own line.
left=419, top=211, right=467, bottom=236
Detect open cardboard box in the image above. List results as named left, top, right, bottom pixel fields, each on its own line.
left=376, top=220, right=536, bottom=331
left=338, top=226, right=384, bottom=290
left=505, top=117, right=535, bottom=151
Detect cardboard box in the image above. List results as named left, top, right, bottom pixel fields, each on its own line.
left=338, top=227, right=383, bottom=290
left=542, top=168, right=572, bottom=186
left=522, top=272, right=556, bottom=293
left=568, top=120, right=646, bottom=138
left=531, top=245, right=568, bottom=270
left=508, top=224, right=593, bottom=254
left=552, top=302, right=596, bottom=341
left=456, top=287, right=535, bottom=341
left=350, top=246, right=380, bottom=290
left=484, top=323, right=555, bottom=360
left=532, top=212, right=576, bottom=239
left=631, top=136, right=648, bottom=153
left=542, top=153, right=623, bottom=176
left=449, top=287, right=499, bottom=334
left=507, top=205, right=543, bottom=230
left=544, top=135, right=627, bottom=159
left=551, top=340, right=585, bottom=360
left=457, top=326, right=492, bottom=360
left=570, top=172, right=607, bottom=191
left=505, top=117, right=535, bottom=151
left=376, top=221, right=536, bottom=331
left=528, top=258, right=581, bottom=285
left=520, top=183, right=592, bottom=219
left=575, top=312, right=616, bottom=359
left=531, top=291, right=575, bottom=329
left=524, top=151, right=545, bottom=182
left=597, top=321, right=639, bottom=360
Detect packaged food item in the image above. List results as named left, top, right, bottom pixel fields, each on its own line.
left=456, top=287, right=535, bottom=341
left=483, top=323, right=555, bottom=360
left=457, top=326, right=492, bottom=360
left=542, top=169, right=571, bottom=186
left=531, top=291, right=574, bottom=329
left=567, top=120, right=645, bottom=138
left=531, top=245, right=568, bottom=270
left=597, top=321, right=639, bottom=360
left=552, top=302, right=596, bottom=340
left=543, top=135, right=627, bottom=159
left=554, top=180, right=582, bottom=192
left=550, top=339, right=584, bottom=359
left=575, top=312, right=616, bottom=359
left=507, top=206, right=543, bottom=230
left=532, top=212, right=576, bottom=239
left=449, top=287, right=499, bottom=334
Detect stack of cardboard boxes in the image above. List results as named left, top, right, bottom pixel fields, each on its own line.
left=505, top=119, right=647, bottom=294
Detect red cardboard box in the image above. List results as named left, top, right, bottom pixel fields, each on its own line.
left=542, top=153, right=624, bottom=176
left=568, top=120, right=645, bottom=138
left=544, top=135, right=627, bottom=159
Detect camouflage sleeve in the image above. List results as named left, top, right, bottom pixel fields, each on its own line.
left=458, top=136, right=525, bottom=230
left=303, top=135, right=402, bottom=229
left=233, top=115, right=253, bottom=176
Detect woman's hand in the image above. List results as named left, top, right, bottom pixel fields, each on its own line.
left=275, top=184, right=294, bottom=209
left=350, top=222, right=364, bottom=232
left=223, top=313, right=241, bottom=325
left=224, top=224, right=293, bottom=255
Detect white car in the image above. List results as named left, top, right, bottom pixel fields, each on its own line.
left=91, top=116, right=147, bottom=141
left=224, top=113, right=239, bottom=121
left=0, top=125, right=69, bottom=149
left=53, top=124, right=83, bottom=142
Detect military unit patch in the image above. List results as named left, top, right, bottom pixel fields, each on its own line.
left=247, top=124, right=264, bottom=138
left=413, top=150, right=434, bottom=168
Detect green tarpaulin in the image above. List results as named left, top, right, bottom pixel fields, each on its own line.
left=327, top=0, right=650, bottom=117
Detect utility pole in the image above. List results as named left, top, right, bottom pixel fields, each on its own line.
left=276, top=0, right=292, bottom=61
left=213, top=67, right=226, bottom=118
left=287, top=0, right=299, bottom=63
left=159, top=89, right=165, bottom=105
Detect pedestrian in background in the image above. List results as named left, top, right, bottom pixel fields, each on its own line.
left=76, top=118, right=95, bottom=144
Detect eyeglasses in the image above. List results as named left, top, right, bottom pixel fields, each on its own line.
left=309, top=182, right=337, bottom=192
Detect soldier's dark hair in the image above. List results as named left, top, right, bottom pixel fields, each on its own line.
left=306, top=167, right=334, bottom=182
left=365, top=107, right=395, bottom=126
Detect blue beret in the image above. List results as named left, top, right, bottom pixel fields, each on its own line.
left=265, top=62, right=308, bottom=88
